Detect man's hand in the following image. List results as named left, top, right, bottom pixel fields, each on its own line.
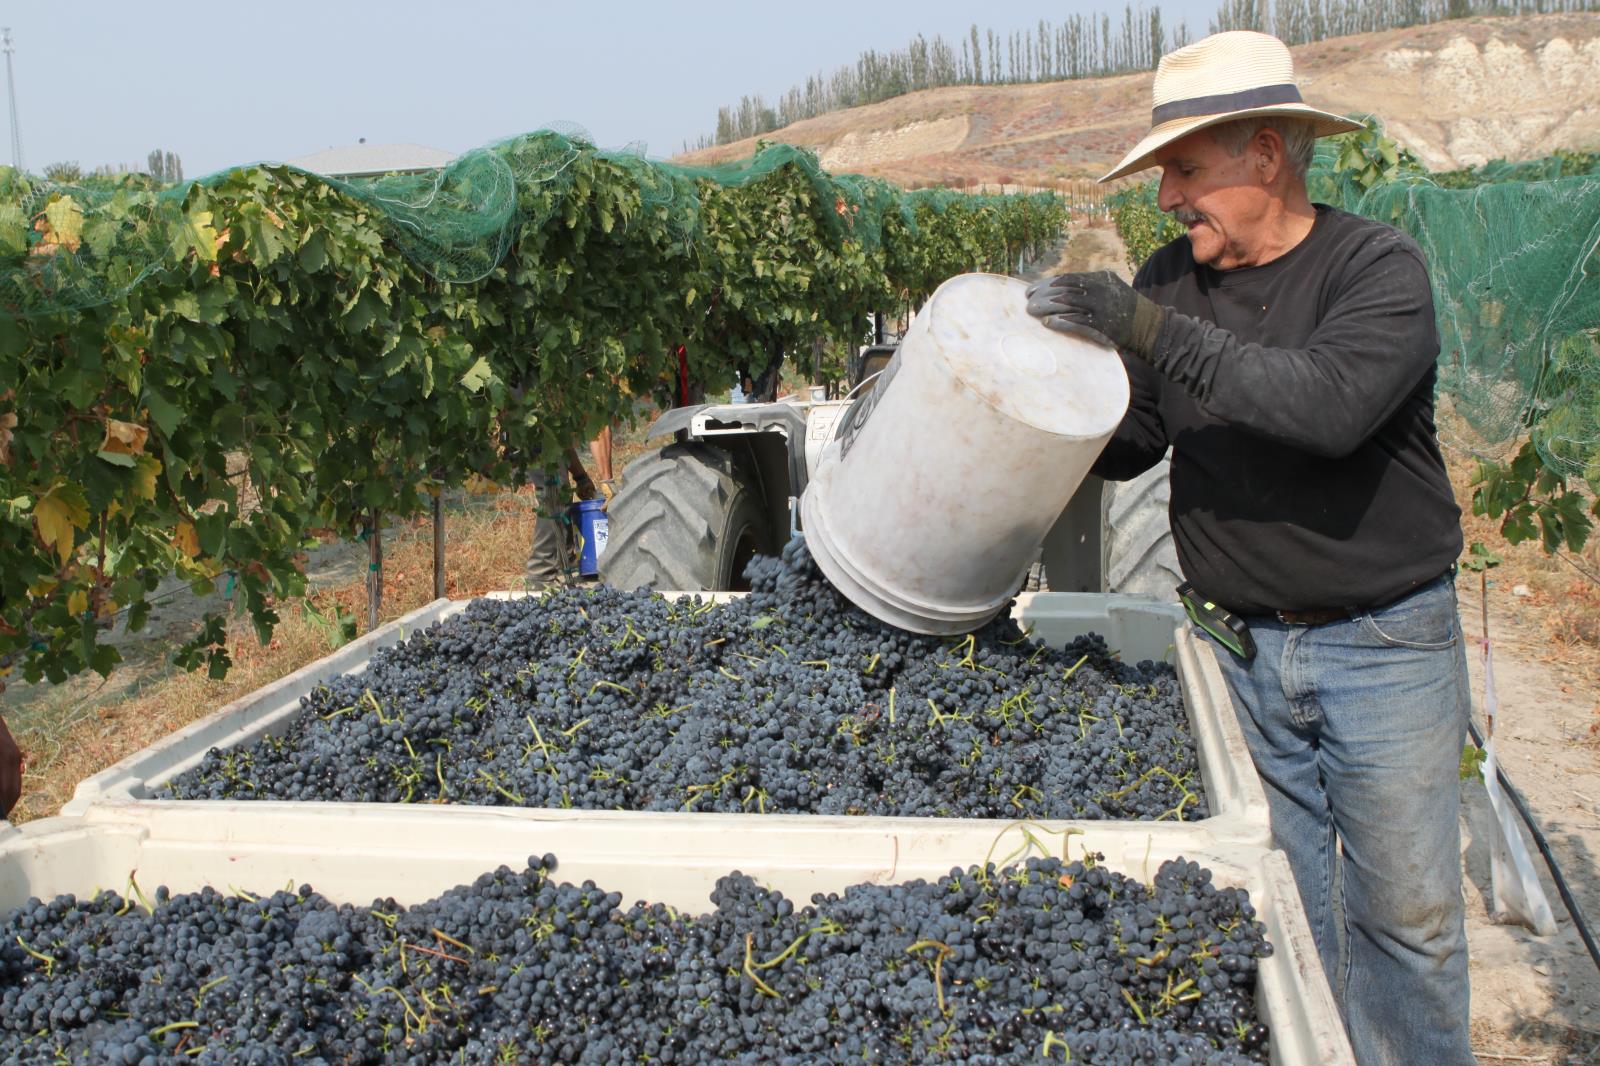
left=1025, top=270, right=1165, bottom=362
left=0, top=716, right=23, bottom=819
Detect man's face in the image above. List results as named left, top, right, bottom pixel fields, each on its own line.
left=1154, top=128, right=1273, bottom=270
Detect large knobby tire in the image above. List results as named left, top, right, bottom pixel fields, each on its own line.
left=1103, top=455, right=1182, bottom=600
left=600, top=443, right=773, bottom=592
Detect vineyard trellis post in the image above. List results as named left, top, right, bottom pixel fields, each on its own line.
left=432, top=494, right=446, bottom=600
left=366, top=511, right=383, bottom=632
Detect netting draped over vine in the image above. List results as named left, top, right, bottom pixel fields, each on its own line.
left=1352, top=176, right=1600, bottom=478
left=0, top=128, right=1061, bottom=317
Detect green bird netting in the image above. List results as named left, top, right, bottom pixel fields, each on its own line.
left=1283, top=134, right=1600, bottom=479
left=0, top=126, right=1056, bottom=318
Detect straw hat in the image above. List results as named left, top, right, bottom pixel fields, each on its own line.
left=1099, top=30, right=1364, bottom=183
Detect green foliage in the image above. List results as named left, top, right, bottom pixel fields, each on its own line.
left=1429, top=149, right=1600, bottom=190
left=1106, top=182, right=1185, bottom=272
left=1306, top=120, right=1426, bottom=211
left=1459, top=540, right=1502, bottom=573
left=1470, top=440, right=1597, bottom=554
left=0, top=133, right=1067, bottom=686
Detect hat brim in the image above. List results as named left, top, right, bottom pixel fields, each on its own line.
left=1098, top=105, right=1366, bottom=183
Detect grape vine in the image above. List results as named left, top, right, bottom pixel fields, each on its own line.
left=0, top=133, right=1067, bottom=686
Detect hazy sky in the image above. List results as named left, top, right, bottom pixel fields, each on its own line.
left=22, top=1, right=1223, bottom=177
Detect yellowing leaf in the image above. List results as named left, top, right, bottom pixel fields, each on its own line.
left=178, top=209, right=218, bottom=263
left=27, top=576, right=58, bottom=597
left=131, top=455, right=161, bottom=501
left=0, top=411, right=14, bottom=465
left=40, top=195, right=84, bottom=253
left=67, top=589, right=88, bottom=616
left=173, top=520, right=200, bottom=558
left=100, top=418, right=149, bottom=457
left=33, top=487, right=88, bottom=566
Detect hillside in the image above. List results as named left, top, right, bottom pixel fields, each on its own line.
left=676, top=13, right=1600, bottom=186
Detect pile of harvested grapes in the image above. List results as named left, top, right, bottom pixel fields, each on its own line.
left=0, top=854, right=1271, bottom=1064
left=169, top=541, right=1204, bottom=820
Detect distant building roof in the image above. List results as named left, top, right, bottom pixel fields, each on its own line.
left=285, top=142, right=455, bottom=179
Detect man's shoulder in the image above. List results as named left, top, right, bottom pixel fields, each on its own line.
left=1311, top=205, right=1428, bottom=268
left=1133, top=235, right=1196, bottom=293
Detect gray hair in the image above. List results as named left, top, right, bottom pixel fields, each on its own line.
left=1209, top=116, right=1318, bottom=179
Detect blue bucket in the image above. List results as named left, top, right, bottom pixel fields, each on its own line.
left=567, top=498, right=609, bottom=577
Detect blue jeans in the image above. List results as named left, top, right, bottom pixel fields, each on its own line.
left=1200, top=573, right=1474, bottom=1066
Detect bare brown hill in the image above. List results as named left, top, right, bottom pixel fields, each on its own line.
left=676, top=13, right=1600, bottom=186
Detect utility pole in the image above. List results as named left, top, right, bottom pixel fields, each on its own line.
left=2, top=29, right=20, bottom=172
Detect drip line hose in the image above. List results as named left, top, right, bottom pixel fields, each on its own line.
left=1468, top=719, right=1600, bottom=976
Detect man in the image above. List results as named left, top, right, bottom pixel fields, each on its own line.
left=1028, top=31, right=1472, bottom=1066
left=524, top=446, right=599, bottom=591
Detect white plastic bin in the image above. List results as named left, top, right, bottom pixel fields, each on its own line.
left=0, top=805, right=1350, bottom=1065
left=800, top=273, right=1129, bottom=634
left=63, top=592, right=1269, bottom=846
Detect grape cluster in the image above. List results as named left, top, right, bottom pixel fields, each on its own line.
left=169, top=540, right=1206, bottom=821
left=0, top=854, right=1271, bottom=1064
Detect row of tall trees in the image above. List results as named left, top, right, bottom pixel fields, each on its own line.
left=42, top=150, right=184, bottom=184
left=707, top=0, right=1600, bottom=146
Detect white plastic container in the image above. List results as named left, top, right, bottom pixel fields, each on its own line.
left=0, top=805, right=1351, bottom=1066
left=801, top=273, right=1129, bottom=635
left=63, top=592, right=1270, bottom=846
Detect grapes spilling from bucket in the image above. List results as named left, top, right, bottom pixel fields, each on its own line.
left=169, top=540, right=1206, bottom=821
left=0, top=854, right=1271, bottom=1064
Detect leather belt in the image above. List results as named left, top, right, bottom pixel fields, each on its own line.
left=1273, top=606, right=1352, bottom=626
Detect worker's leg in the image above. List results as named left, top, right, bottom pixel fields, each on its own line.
left=588, top=426, right=614, bottom=484
left=525, top=469, right=570, bottom=591
left=1306, top=574, right=1473, bottom=1066
left=1203, top=622, right=1343, bottom=978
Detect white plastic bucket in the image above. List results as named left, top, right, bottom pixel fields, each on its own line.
left=800, top=273, right=1129, bottom=634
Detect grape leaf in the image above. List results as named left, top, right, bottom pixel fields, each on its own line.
left=460, top=357, right=493, bottom=393
left=173, top=520, right=201, bottom=559
left=100, top=418, right=149, bottom=457
left=34, top=486, right=89, bottom=565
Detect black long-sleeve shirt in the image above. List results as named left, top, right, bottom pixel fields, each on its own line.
left=1092, top=205, right=1462, bottom=614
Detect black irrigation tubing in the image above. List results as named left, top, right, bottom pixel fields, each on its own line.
left=1469, top=718, right=1600, bottom=977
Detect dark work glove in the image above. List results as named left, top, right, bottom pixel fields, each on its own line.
left=1025, top=270, right=1166, bottom=362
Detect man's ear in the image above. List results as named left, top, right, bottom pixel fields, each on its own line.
left=1254, top=127, right=1285, bottom=185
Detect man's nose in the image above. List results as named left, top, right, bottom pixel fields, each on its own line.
left=1156, top=171, right=1180, bottom=213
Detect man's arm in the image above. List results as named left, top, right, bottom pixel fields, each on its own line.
left=1145, top=240, right=1437, bottom=458
left=1092, top=354, right=1169, bottom=481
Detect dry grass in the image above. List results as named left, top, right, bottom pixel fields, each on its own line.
left=1470, top=1015, right=1600, bottom=1065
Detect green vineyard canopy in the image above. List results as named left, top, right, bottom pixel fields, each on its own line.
left=0, top=128, right=1060, bottom=315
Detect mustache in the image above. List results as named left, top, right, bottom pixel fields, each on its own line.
left=1171, top=209, right=1206, bottom=225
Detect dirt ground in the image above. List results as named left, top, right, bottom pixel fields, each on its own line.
left=1457, top=574, right=1600, bottom=1064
